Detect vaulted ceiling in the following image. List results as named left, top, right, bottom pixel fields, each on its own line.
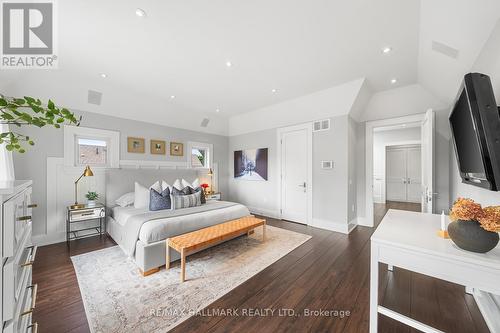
left=1, top=0, right=500, bottom=135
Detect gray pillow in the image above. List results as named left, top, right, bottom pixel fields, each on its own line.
left=193, top=186, right=206, bottom=204
left=149, top=188, right=171, bottom=211
left=172, top=186, right=193, bottom=196
left=171, top=191, right=202, bottom=210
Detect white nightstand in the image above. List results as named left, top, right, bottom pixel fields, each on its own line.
left=206, top=192, right=221, bottom=201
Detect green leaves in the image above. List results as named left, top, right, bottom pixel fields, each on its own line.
left=0, top=94, right=80, bottom=153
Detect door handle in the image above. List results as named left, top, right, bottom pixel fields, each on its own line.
left=402, top=178, right=407, bottom=184
left=298, top=182, right=306, bottom=187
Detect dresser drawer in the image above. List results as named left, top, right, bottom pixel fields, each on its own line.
left=2, top=191, right=31, bottom=258
left=3, top=271, right=37, bottom=333
left=3, top=227, right=36, bottom=322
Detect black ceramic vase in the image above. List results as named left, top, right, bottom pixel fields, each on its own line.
left=448, top=220, right=499, bottom=253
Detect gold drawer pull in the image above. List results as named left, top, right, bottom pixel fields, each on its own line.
left=28, top=204, right=38, bottom=208
left=21, top=246, right=37, bottom=267
left=27, top=322, right=38, bottom=333
left=20, top=284, right=38, bottom=316
left=17, top=215, right=32, bottom=221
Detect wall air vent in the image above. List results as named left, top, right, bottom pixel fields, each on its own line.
left=87, top=90, right=102, bottom=105
left=432, top=40, right=459, bottom=59
left=313, top=119, right=330, bottom=132
left=200, top=118, right=210, bottom=128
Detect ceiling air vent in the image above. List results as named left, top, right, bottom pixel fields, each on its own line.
left=200, top=118, right=210, bottom=128
left=313, top=119, right=330, bottom=132
left=87, top=90, right=102, bottom=105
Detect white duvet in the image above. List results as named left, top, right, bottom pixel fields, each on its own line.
left=111, top=201, right=250, bottom=257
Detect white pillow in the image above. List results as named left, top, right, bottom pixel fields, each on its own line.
left=181, top=178, right=200, bottom=189
left=134, top=181, right=161, bottom=209
left=172, top=179, right=183, bottom=190
left=161, top=180, right=172, bottom=193
left=115, top=192, right=134, bottom=207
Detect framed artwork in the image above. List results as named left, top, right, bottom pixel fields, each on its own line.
left=127, top=137, right=145, bottom=153
left=170, top=142, right=184, bottom=156
left=150, top=140, right=166, bottom=155
left=234, top=148, right=268, bottom=181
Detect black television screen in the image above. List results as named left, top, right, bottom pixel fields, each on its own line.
left=449, top=73, right=500, bottom=191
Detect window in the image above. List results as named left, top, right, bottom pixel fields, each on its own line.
left=64, top=126, right=120, bottom=168
left=77, top=138, right=108, bottom=166
left=187, top=141, right=213, bottom=169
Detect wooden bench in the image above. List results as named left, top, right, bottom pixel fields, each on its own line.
left=166, top=216, right=266, bottom=282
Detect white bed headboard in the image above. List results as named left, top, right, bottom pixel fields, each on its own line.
left=105, top=168, right=199, bottom=205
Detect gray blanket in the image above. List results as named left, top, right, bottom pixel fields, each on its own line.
left=121, top=201, right=239, bottom=257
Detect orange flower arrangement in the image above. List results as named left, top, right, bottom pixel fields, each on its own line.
left=479, top=206, right=500, bottom=233
left=450, top=198, right=500, bottom=233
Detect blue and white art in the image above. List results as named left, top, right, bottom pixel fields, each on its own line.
left=234, top=148, right=268, bottom=181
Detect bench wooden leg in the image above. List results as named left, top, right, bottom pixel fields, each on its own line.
left=166, top=241, right=170, bottom=270
left=181, top=248, right=186, bottom=282
left=262, top=222, right=266, bottom=242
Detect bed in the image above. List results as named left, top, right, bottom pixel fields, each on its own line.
left=105, top=169, right=251, bottom=275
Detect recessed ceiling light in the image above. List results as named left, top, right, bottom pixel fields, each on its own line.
left=226, top=61, right=232, bottom=68
left=390, top=78, right=397, bottom=84
left=402, top=124, right=407, bottom=127
left=271, top=89, right=277, bottom=93
left=99, top=73, right=107, bottom=78
left=170, top=95, right=175, bottom=99
left=215, top=108, right=220, bottom=113
left=382, top=47, right=392, bottom=54
left=135, top=8, right=146, bottom=17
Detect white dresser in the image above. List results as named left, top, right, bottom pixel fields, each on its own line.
left=1, top=181, right=37, bottom=333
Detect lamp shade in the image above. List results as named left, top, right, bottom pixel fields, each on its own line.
left=83, top=165, right=94, bottom=177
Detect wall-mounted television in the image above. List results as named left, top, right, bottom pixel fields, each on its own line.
left=450, top=73, right=500, bottom=191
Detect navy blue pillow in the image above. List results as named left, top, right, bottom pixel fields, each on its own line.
left=149, top=187, right=171, bottom=211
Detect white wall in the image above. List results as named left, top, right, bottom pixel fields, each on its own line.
left=228, top=115, right=354, bottom=233
left=450, top=18, right=500, bottom=206
left=228, top=78, right=364, bottom=136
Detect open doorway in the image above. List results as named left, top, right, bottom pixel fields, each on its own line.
left=365, top=110, right=435, bottom=227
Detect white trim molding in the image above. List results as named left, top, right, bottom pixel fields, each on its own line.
left=187, top=141, right=214, bottom=169
left=311, top=218, right=357, bottom=234
left=64, top=125, right=120, bottom=168
left=365, top=113, right=425, bottom=227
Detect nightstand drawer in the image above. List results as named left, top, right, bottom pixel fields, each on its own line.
left=206, top=193, right=221, bottom=201
left=69, top=207, right=105, bottom=222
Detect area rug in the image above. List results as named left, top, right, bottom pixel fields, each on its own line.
left=71, top=225, right=311, bottom=332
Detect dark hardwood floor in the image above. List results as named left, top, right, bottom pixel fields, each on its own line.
left=33, top=203, right=489, bottom=333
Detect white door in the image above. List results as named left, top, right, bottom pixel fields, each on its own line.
left=407, top=147, right=422, bottom=203
left=421, top=109, right=435, bottom=213
left=280, top=127, right=310, bottom=223
left=386, top=148, right=407, bottom=201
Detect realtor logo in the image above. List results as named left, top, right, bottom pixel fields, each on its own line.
left=1, top=0, right=57, bottom=68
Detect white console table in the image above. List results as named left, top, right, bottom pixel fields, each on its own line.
left=370, top=209, right=500, bottom=333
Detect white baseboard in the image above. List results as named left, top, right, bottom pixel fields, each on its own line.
left=311, top=218, right=356, bottom=234
left=473, top=289, right=500, bottom=333
left=247, top=206, right=281, bottom=219
left=32, top=231, right=66, bottom=247
left=357, top=216, right=373, bottom=227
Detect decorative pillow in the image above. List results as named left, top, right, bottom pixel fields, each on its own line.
left=193, top=187, right=206, bottom=204
left=171, top=191, right=202, bottom=210
left=115, top=192, right=134, bottom=207
left=172, top=179, right=183, bottom=191
left=171, top=186, right=194, bottom=196
left=149, top=188, right=171, bottom=211
left=134, top=181, right=161, bottom=209
left=181, top=178, right=200, bottom=189
left=161, top=180, right=172, bottom=193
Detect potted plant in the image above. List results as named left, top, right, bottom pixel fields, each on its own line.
left=200, top=183, right=209, bottom=195
left=448, top=198, right=499, bottom=253
left=85, top=191, right=99, bottom=206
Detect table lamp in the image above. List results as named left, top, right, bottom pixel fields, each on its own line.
left=71, top=165, right=94, bottom=209
left=207, top=168, right=214, bottom=194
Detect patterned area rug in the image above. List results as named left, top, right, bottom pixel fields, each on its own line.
left=71, top=225, right=311, bottom=332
